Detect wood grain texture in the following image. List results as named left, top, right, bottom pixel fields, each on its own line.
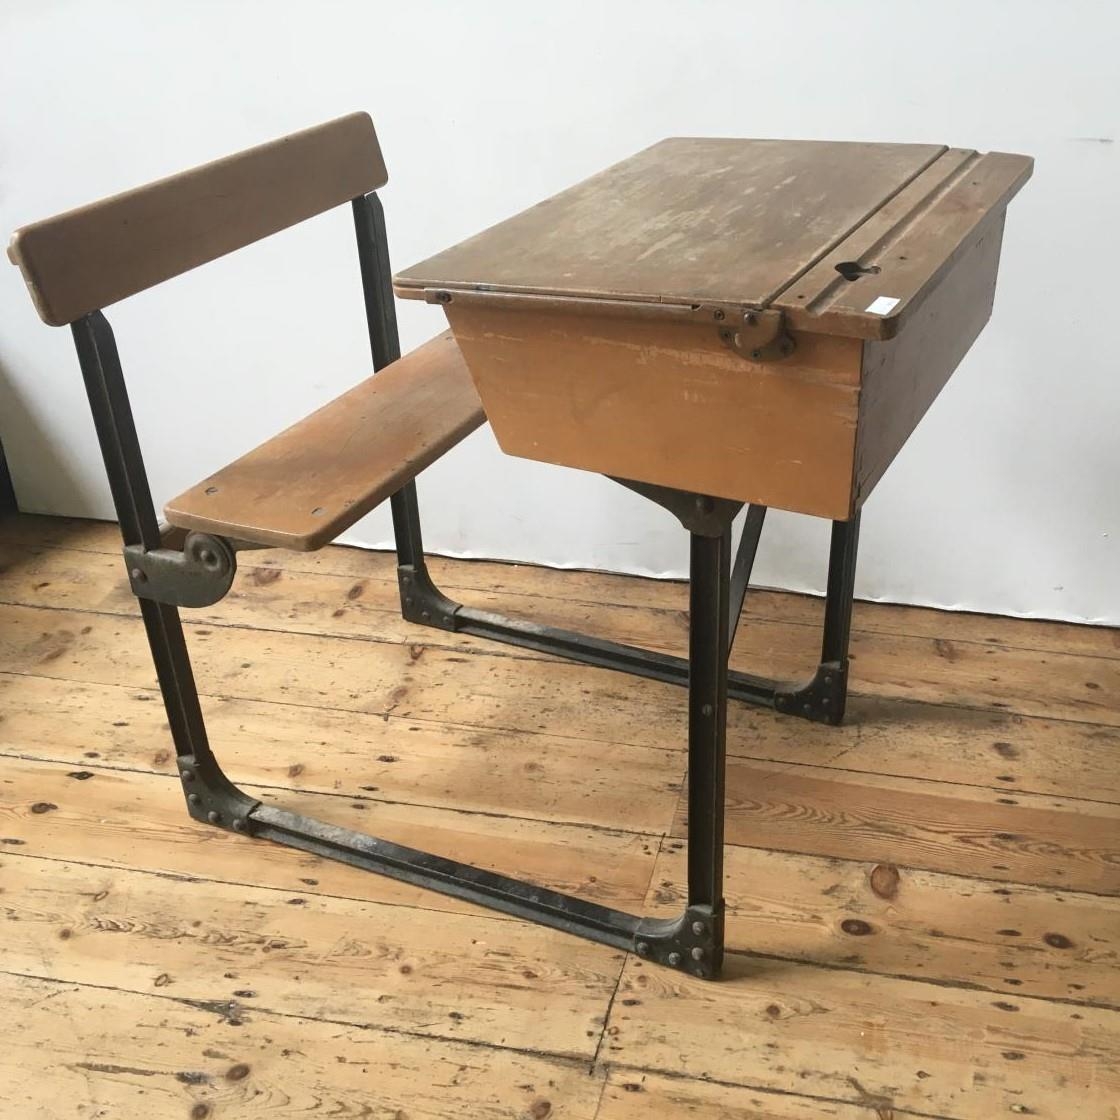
left=0, top=754, right=659, bottom=916
left=607, top=954, right=1120, bottom=1118
left=0, top=671, right=682, bottom=833
left=164, top=331, right=485, bottom=550
left=0, top=853, right=623, bottom=1059
left=854, top=213, right=1006, bottom=504
left=396, top=140, right=1031, bottom=342
left=0, top=974, right=605, bottom=1120
left=778, top=151, right=1032, bottom=339
left=4, top=540, right=1119, bottom=806
left=2, top=514, right=1118, bottom=1120
left=597, top=1070, right=907, bottom=1120
left=395, top=138, right=946, bottom=326
left=650, top=844, right=1120, bottom=1007
left=446, top=303, right=863, bottom=517
left=5, top=516, right=1117, bottom=664
left=673, top=757, right=1120, bottom=892
left=8, top=112, right=385, bottom=326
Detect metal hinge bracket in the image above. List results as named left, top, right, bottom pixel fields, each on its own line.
left=715, top=307, right=796, bottom=362
left=123, top=532, right=236, bottom=608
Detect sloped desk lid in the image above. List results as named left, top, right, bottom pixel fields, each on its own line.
left=394, top=138, right=1032, bottom=341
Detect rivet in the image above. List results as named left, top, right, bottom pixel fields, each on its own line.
left=199, top=549, right=216, bottom=566
left=750, top=348, right=762, bottom=360
left=180, top=769, right=194, bottom=782
left=743, top=312, right=757, bottom=325
left=667, top=952, right=682, bottom=967
left=691, top=946, right=705, bottom=961
left=824, top=674, right=833, bottom=685
left=207, top=810, right=221, bottom=825
left=402, top=574, right=412, bottom=584
left=187, top=793, right=200, bottom=807
left=232, top=818, right=246, bottom=833
left=421, top=610, right=430, bottom=621
left=404, top=597, right=413, bottom=607
left=701, top=703, right=713, bottom=717
left=635, top=941, right=650, bottom=958
left=436, top=291, right=452, bottom=303
left=713, top=309, right=725, bottom=321
left=822, top=697, right=831, bottom=707
left=131, top=568, right=147, bottom=582
left=691, top=921, right=705, bottom=936
left=803, top=703, right=812, bottom=714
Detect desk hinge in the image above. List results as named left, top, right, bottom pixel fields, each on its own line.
left=123, top=532, right=236, bottom=608
left=715, top=307, right=796, bottom=362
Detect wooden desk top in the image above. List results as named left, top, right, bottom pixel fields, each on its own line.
left=395, top=138, right=1032, bottom=341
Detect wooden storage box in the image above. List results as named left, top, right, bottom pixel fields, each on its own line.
left=395, top=139, right=1032, bottom=519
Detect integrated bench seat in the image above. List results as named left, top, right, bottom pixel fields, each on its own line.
left=164, top=331, right=484, bottom=550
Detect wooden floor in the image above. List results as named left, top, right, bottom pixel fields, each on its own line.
left=1, top=513, right=1118, bottom=1120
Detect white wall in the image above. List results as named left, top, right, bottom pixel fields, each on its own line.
left=1, top=0, right=1117, bottom=624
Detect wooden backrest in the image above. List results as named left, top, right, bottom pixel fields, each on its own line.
left=8, top=112, right=387, bottom=326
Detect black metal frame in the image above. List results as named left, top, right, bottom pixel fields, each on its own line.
left=0, top=428, right=17, bottom=516
left=67, top=190, right=861, bottom=980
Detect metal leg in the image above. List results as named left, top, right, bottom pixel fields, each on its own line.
left=0, top=430, right=17, bottom=516
left=685, top=528, right=730, bottom=916
left=822, top=513, right=861, bottom=666
left=71, top=312, right=256, bottom=826
left=773, top=513, right=861, bottom=725
left=728, top=504, right=767, bottom=646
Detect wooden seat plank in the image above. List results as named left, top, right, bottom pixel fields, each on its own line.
left=164, top=331, right=484, bottom=550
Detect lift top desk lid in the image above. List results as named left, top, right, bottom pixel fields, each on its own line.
left=394, top=139, right=1033, bottom=519
left=395, top=139, right=1031, bottom=340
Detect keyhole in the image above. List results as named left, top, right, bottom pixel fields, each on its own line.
left=835, top=261, right=881, bottom=281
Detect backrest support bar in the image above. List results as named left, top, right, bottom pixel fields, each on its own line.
left=8, top=112, right=386, bottom=325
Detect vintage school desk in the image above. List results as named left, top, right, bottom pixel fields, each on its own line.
left=9, top=115, right=1032, bottom=980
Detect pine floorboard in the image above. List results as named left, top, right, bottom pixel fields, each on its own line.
left=1, top=514, right=1117, bottom=1120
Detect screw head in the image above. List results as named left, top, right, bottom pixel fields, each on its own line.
left=701, top=703, right=713, bottom=718
left=635, top=941, right=651, bottom=958
left=207, top=810, right=221, bottom=825
left=667, top=952, right=682, bottom=967
left=691, top=920, right=706, bottom=936
left=232, top=818, right=247, bottom=833
left=743, top=312, right=757, bottom=325
left=180, top=769, right=194, bottom=782
left=713, top=309, right=725, bottom=321
left=187, top=792, right=200, bottom=807
left=691, top=946, right=705, bottom=961
left=750, top=348, right=763, bottom=360
left=130, top=567, right=147, bottom=582
left=421, top=610, right=430, bottom=621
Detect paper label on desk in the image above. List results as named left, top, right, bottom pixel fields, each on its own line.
left=865, top=295, right=901, bottom=315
